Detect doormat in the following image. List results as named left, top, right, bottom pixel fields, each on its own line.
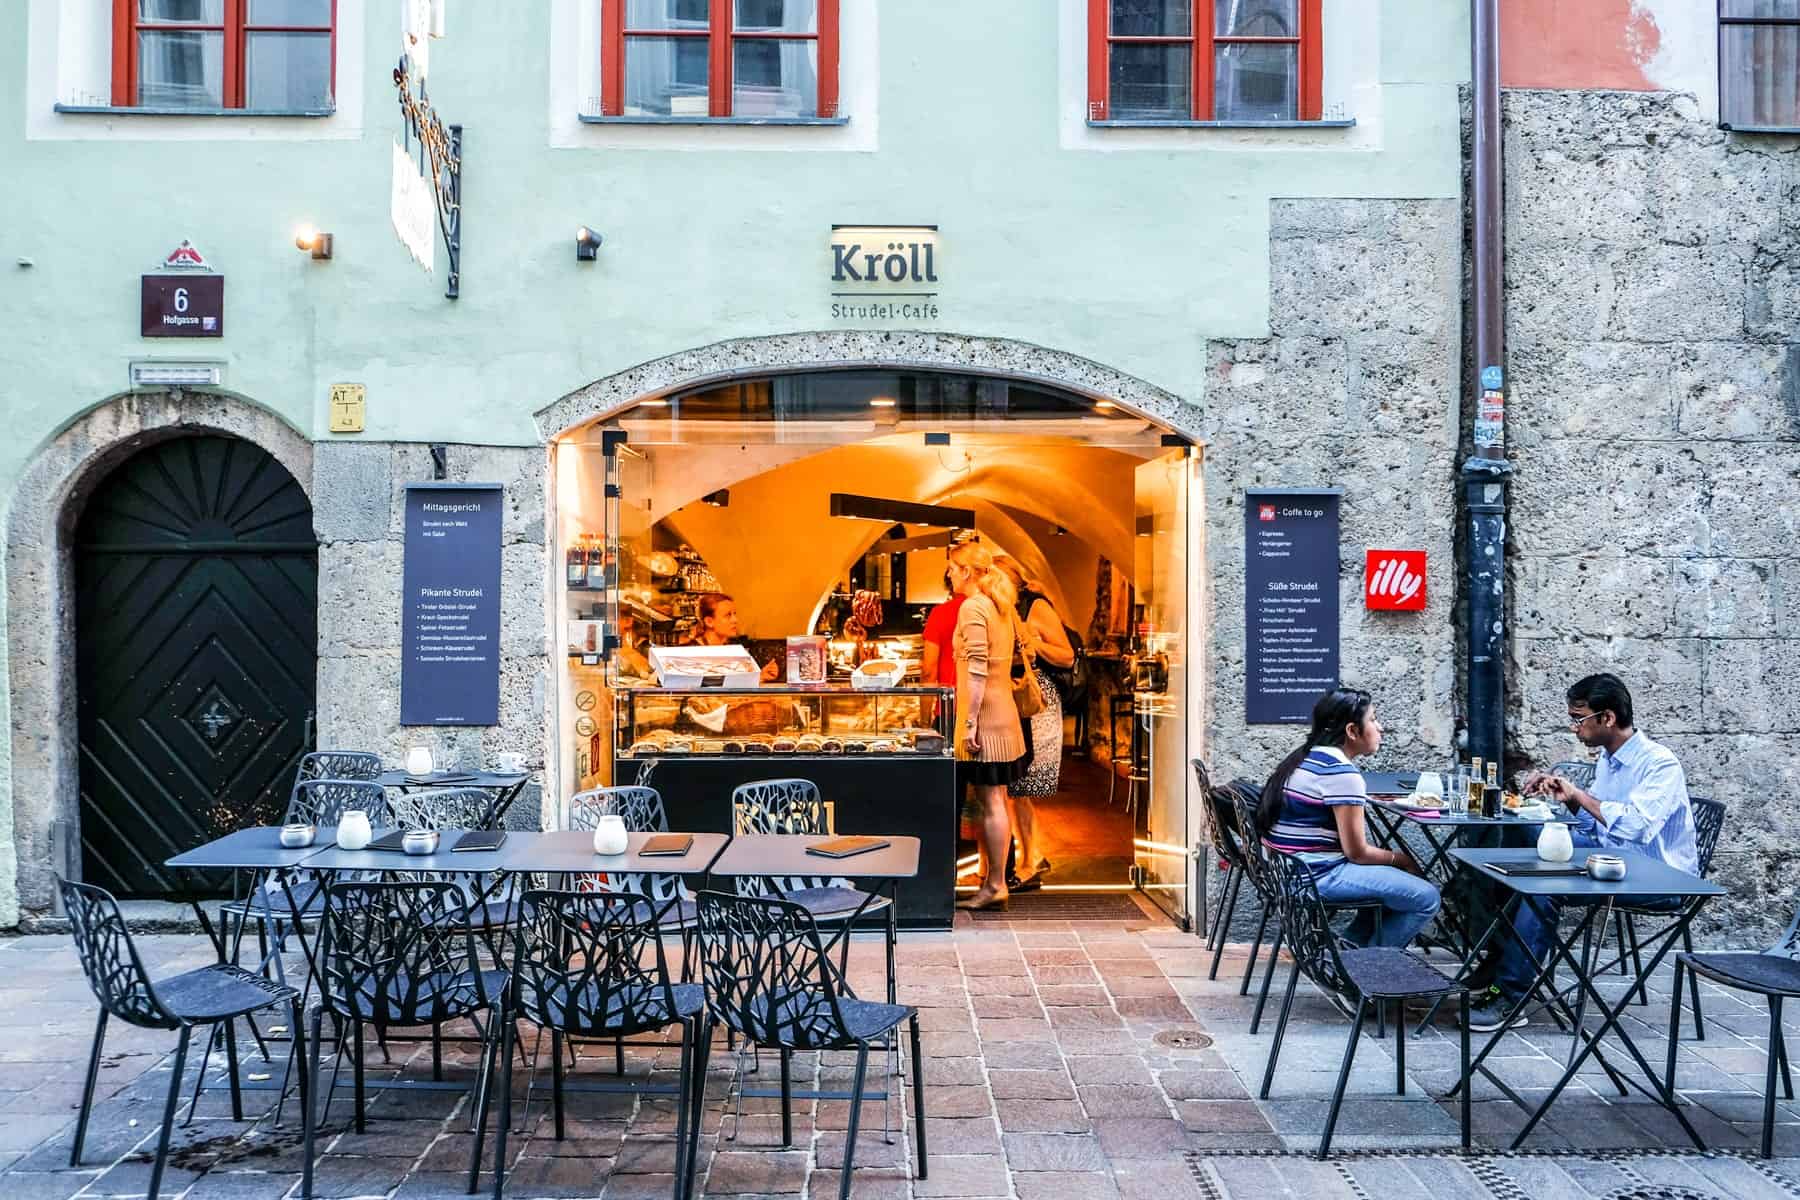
left=967, top=890, right=1158, bottom=921
left=1184, top=1148, right=1799, bottom=1200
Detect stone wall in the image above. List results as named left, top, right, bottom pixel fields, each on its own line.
left=1503, top=89, right=1800, bottom=944
left=1199, top=197, right=1464, bottom=936
left=312, top=442, right=552, bottom=830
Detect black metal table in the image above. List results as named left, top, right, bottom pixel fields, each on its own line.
left=491, top=829, right=729, bottom=879
left=375, top=769, right=533, bottom=828
left=1447, top=847, right=1725, bottom=1149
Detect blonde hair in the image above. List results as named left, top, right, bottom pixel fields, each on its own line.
left=991, top=554, right=1029, bottom=593
left=949, top=541, right=1017, bottom=611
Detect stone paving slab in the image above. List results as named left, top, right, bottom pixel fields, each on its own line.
left=4, top=912, right=1800, bottom=1198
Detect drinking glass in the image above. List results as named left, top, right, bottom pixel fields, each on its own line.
left=1448, top=769, right=1470, bottom=815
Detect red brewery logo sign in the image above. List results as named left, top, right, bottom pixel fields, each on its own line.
left=163, top=240, right=209, bottom=269
left=1365, top=550, right=1426, bottom=611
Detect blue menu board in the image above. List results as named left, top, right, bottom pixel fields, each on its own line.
left=401, top=483, right=503, bottom=725
left=1244, top=489, right=1341, bottom=724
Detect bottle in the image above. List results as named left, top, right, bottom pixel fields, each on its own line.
left=586, top=536, right=608, bottom=590
left=566, top=535, right=587, bottom=587
left=1485, top=761, right=1499, bottom=788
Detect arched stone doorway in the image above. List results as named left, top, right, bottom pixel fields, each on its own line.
left=5, top=391, right=314, bottom=921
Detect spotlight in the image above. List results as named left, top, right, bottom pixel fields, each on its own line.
left=702, top=489, right=730, bottom=508
left=294, top=225, right=333, bottom=260
left=576, top=225, right=604, bottom=261
left=869, top=397, right=897, bottom=408
left=1053, top=525, right=1069, bottom=537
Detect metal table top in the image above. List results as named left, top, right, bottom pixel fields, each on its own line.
left=298, top=830, right=512, bottom=874
left=376, top=770, right=531, bottom=789
left=1369, top=799, right=1576, bottom=827
left=708, top=834, right=921, bottom=879
left=491, top=830, right=728, bottom=876
left=164, top=825, right=339, bottom=871
left=1449, top=847, right=1726, bottom=900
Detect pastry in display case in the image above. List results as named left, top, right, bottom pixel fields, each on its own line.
left=615, top=686, right=954, bottom=758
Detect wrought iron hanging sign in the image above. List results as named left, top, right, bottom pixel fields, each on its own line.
left=393, top=55, right=462, bottom=299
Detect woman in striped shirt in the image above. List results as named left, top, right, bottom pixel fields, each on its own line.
left=1254, top=688, right=1439, bottom=949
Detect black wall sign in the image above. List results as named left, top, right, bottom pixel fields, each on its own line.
left=141, top=274, right=224, bottom=338
left=1245, top=489, right=1341, bottom=724
left=401, top=484, right=503, bottom=725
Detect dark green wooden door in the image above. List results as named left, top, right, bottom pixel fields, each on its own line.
left=76, top=435, right=318, bottom=897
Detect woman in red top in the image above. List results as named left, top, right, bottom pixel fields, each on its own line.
left=920, top=571, right=966, bottom=686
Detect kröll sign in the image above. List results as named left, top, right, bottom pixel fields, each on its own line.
left=830, top=225, right=940, bottom=323
left=1365, top=550, right=1427, bottom=611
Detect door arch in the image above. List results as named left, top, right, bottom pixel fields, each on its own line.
left=75, top=434, right=318, bottom=897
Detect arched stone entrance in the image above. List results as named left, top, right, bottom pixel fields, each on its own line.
left=5, top=390, right=314, bottom=923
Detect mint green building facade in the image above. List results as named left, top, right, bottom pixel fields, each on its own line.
left=0, top=1, right=1469, bottom=927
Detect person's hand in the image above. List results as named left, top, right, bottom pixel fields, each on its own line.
left=1394, top=848, right=1425, bottom=877
left=760, top=659, right=780, bottom=682
left=1521, top=770, right=1554, bottom=797
left=962, top=722, right=982, bottom=755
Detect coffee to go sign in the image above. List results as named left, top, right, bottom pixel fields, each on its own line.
left=1365, top=550, right=1426, bottom=611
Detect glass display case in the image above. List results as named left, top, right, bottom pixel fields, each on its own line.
left=615, top=685, right=954, bottom=758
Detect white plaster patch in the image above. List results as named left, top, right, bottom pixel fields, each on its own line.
left=1635, top=0, right=1720, bottom=123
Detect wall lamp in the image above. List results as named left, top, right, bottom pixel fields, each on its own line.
left=294, top=225, right=333, bottom=260
left=576, top=225, right=604, bottom=261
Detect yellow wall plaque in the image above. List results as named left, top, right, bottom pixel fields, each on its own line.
left=329, top=383, right=366, bottom=433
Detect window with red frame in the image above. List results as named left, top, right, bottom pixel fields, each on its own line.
left=111, top=0, right=336, bottom=111
left=1087, top=0, right=1322, bottom=122
left=601, top=0, right=839, bottom=118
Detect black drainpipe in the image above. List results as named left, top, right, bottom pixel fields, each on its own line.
left=1465, top=0, right=1511, bottom=769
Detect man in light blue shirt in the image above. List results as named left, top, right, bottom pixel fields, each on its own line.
left=1469, top=673, right=1699, bottom=1031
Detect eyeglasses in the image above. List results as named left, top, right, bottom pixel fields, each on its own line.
left=1567, top=711, right=1602, bottom=729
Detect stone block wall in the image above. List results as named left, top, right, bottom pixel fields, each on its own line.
left=1503, top=89, right=1800, bottom=943
left=1200, top=197, right=1464, bottom=937
left=312, top=441, right=552, bottom=829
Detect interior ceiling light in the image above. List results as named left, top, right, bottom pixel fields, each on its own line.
left=1094, top=400, right=1116, bottom=410
left=702, top=489, right=729, bottom=507
left=829, top=493, right=975, bottom=529
left=638, top=398, right=669, bottom=408
left=869, top=397, right=897, bottom=408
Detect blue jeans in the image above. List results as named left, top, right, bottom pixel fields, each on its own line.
left=1495, top=830, right=1683, bottom=1002
left=1313, top=861, right=1442, bottom=949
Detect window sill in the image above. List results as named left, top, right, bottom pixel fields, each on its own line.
left=1721, top=123, right=1800, bottom=135
left=578, top=114, right=849, bottom=126
left=1088, top=117, right=1356, bottom=129
left=53, top=104, right=336, bottom=118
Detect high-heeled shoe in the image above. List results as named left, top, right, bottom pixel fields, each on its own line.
left=956, top=889, right=1010, bottom=912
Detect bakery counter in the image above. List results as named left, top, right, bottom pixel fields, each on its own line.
left=614, top=753, right=958, bottom=929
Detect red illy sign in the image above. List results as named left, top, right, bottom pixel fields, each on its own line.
left=1365, top=550, right=1426, bottom=611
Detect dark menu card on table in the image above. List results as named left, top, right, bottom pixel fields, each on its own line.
left=1244, top=489, right=1341, bottom=723
left=401, top=484, right=503, bottom=725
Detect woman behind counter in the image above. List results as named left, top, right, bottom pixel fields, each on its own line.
left=992, top=556, right=1074, bottom=892
left=685, top=592, right=780, bottom=682
left=949, top=541, right=1029, bottom=911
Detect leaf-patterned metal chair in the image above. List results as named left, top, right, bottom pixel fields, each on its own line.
left=315, top=880, right=505, bottom=1141
left=60, top=879, right=312, bottom=1200
left=686, top=891, right=927, bottom=1200
left=1256, top=852, right=1470, bottom=1158
left=480, top=889, right=707, bottom=1199
left=1615, top=797, right=1727, bottom=1026
left=295, top=750, right=384, bottom=786
left=1197, top=762, right=1262, bottom=984
left=566, top=786, right=696, bottom=928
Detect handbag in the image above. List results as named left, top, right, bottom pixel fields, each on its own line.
left=1009, top=612, right=1047, bottom=720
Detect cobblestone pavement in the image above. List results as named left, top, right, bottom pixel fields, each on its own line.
left=3, top=906, right=1799, bottom=1199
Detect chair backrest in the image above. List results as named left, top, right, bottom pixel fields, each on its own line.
left=510, top=889, right=681, bottom=1037
left=392, top=787, right=492, bottom=831
left=296, top=751, right=383, bottom=785
left=1551, top=759, right=1596, bottom=789
left=695, top=890, right=855, bottom=1050
left=1691, top=796, right=1725, bottom=877
left=58, top=879, right=179, bottom=1030
left=1227, top=779, right=1278, bottom=903
left=1196, top=761, right=1249, bottom=871
left=730, top=778, right=843, bottom=897
left=319, top=880, right=488, bottom=1025
left=1263, top=849, right=1357, bottom=1000
left=287, top=778, right=394, bottom=828
left=1769, top=907, right=1800, bottom=960
left=566, top=786, right=680, bottom=904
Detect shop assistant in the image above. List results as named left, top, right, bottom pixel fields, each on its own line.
left=685, top=592, right=781, bottom=682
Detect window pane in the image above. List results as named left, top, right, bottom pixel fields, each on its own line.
left=1109, top=43, right=1191, bottom=118
left=138, top=0, right=224, bottom=23
left=1215, top=42, right=1296, bottom=119
left=246, top=31, right=332, bottom=109
left=1215, top=0, right=1298, bottom=37
left=1111, top=0, right=1192, bottom=37
left=137, top=30, right=223, bottom=106
left=732, top=38, right=818, bottom=116
left=625, top=36, right=711, bottom=116
left=1721, top=24, right=1800, bottom=128
left=1722, top=0, right=1800, bottom=17
left=247, top=0, right=333, bottom=24
left=625, top=0, right=710, bottom=31
left=736, top=0, right=817, bottom=33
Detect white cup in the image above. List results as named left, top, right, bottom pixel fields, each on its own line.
left=592, top=813, right=629, bottom=856
left=404, top=746, right=434, bottom=776
left=493, top=752, right=525, bottom=774
left=337, top=810, right=373, bottom=851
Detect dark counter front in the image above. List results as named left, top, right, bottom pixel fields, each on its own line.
left=615, top=754, right=958, bottom=929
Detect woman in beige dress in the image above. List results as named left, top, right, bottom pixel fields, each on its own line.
left=949, top=541, right=1029, bottom=911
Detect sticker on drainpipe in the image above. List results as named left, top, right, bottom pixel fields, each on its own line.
left=1475, top=388, right=1504, bottom=450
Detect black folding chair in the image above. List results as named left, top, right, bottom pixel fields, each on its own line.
left=687, top=891, right=927, bottom=1200
left=313, top=880, right=505, bottom=1147
left=1614, top=797, right=1725, bottom=1027
left=1667, top=904, right=1800, bottom=1157
left=1255, top=853, right=1471, bottom=1158
left=482, top=888, right=706, bottom=1198
left=60, top=878, right=312, bottom=1200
